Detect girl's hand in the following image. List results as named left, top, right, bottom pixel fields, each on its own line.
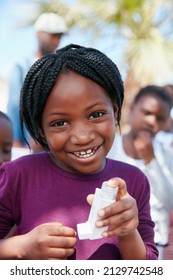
left=20, top=222, right=77, bottom=259
left=87, top=178, right=138, bottom=238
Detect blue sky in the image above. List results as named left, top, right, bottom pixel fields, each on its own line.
left=0, top=0, right=124, bottom=80
left=0, top=0, right=38, bottom=79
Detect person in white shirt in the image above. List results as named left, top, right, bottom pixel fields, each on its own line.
left=107, top=85, right=173, bottom=259
left=156, top=84, right=173, bottom=147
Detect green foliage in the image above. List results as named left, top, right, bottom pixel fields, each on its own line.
left=29, top=0, right=173, bottom=85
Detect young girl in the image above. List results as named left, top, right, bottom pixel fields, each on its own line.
left=0, top=44, right=158, bottom=260
left=0, top=111, right=13, bottom=166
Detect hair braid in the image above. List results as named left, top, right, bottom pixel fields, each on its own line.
left=20, top=44, right=124, bottom=150
left=57, top=47, right=124, bottom=121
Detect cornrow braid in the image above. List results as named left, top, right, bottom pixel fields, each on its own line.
left=20, top=44, right=124, bottom=150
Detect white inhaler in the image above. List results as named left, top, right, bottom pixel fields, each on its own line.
left=77, top=180, right=118, bottom=240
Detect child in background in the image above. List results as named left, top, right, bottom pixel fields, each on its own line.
left=0, top=44, right=158, bottom=260
left=107, top=85, right=173, bottom=259
left=0, top=111, right=13, bottom=166
left=0, top=111, right=18, bottom=237
left=156, top=84, right=173, bottom=147
left=0, top=111, right=29, bottom=162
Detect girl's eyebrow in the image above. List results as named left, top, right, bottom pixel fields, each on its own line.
left=85, top=102, right=108, bottom=111
left=44, top=111, right=69, bottom=118
left=47, top=102, right=107, bottom=117
left=49, top=112, right=68, bottom=116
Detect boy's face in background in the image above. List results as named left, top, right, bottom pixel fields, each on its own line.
left=42, top=71, right=118, bottom=174
left=0, top=117, right=13, bottom=165
left=129, top=94, right=170, bottom=137
left=37, top=31, right=62, bottom=56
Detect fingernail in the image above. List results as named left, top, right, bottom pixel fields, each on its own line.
left=102, top=232, right=108, bottom=237
left=96, top=220, right=103, bottom=227
left=98, top=209, right=105, bottom=217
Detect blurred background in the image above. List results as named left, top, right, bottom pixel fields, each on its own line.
left=0, top=0, right=173, bottom=260
left=1, top=0, right=173, bottom=126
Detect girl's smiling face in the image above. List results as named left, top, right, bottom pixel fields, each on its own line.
left=42, top=71, right=118, bottom=173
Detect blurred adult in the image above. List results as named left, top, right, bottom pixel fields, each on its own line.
left=7, top=13, right=68, bottom=153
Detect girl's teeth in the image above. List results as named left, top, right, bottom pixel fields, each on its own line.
left=74, top=148, right=96, bottom=158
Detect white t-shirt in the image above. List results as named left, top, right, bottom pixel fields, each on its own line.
left=155, top=131, right=173, bottom=146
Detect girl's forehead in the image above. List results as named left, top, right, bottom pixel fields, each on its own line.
left=50, top=71, right=110, bottom=101
left=43, top=72, right=113, bottom=117
left=0, top=117, right=11, bottom=128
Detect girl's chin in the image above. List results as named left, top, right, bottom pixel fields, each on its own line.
left=59, top=160, right=106, bottom=174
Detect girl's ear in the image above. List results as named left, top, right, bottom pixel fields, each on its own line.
left=112, top=103, right=119, bottom=122
left=38, top=126, right=45, bottom=138
left=38, top=127, right=48, bottom=147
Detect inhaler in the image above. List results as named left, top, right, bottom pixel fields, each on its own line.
left=77, top=180, right=118, bottom=240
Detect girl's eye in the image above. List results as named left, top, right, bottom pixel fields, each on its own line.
left=51, top=120, right=68, bottom=127
left=90, top=112, right=105, bottom=119
left=4, top=150, right=11, bottom=154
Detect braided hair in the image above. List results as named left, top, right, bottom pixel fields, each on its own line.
left=20, top=44, right=124, bottom=150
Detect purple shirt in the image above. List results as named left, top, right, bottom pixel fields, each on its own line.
left=0, top=152, right=158, bottom=259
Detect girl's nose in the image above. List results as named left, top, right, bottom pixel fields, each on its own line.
left=70, top=123, right=95, bottom=145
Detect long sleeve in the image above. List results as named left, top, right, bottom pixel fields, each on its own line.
left=7, top=59, right=32, bottom=145
left=0, top=166, right=15, bottom=238
left=7, top=64, right=24, bottom=143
